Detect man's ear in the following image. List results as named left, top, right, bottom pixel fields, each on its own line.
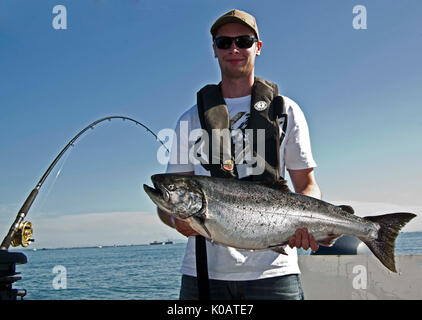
left=213, top=43, right=218, bottom=58
left=256, top=41, right=263, bottom=56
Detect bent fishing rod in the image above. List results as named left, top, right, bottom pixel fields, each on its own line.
left=0, top=116, right=168, bottom=251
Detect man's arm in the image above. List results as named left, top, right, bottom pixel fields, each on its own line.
left=287, top=167, right=321, bottom=252
left=156, top=171, right=200, bottom=237
left=288, top=167, right=321, bottom=199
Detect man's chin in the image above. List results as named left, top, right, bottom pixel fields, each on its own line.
left=223, top=68, right=251, bottom=79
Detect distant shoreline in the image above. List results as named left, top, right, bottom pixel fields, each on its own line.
left=10, top=241, right=188, bottom=251
left=9, top=231, right=422, bottom=251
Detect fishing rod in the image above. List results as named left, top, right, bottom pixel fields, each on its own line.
left=0, top=116, right=168, bottom=251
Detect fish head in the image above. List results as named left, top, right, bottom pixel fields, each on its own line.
left=143, top=174, right=205, bottom=219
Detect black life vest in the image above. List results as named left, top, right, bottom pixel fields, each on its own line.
left=194, top=77, right=288, bottom=300
left=196, top=77, right=288, bottom=181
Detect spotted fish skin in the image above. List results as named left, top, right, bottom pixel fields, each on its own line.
left=144, top=174, right=416, bottom=272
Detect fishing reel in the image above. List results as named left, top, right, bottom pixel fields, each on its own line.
left=11, top=221, right=34, bottom=248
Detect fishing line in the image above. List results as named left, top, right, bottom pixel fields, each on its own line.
left=0, top=116, right=168, bottom=250
left=32, top=144, right=73, bottom=218
left=31, top=122, right=107, bottom=218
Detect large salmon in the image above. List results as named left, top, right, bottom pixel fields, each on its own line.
left=144, top=174, right=416, bottom=272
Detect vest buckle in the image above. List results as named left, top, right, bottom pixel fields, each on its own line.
left=221, top=159, right=234, bottom=172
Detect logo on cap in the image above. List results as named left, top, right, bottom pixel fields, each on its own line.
left=254, top=101, right=267, bottom=111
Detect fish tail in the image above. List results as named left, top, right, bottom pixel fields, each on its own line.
left=359, top=212, right=416, bottom=273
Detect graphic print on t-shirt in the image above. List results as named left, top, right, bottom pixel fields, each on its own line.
left=193, top=111, right=252, bottom=176
left=195, top=111, right=286, bottom=178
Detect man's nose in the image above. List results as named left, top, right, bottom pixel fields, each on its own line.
left=229, top=40, right=240, bottom=52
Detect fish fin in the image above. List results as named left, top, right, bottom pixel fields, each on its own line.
left=359, top=212, right=416, bottom=273
left=270, top=246, right=288, bottom=255
left=337, top=205, right=355, bottom=215
left=192, top=216, right=212, bottom=238
left=317, top=234, right=342, bottom=247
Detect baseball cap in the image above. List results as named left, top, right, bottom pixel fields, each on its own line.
left=210, top=9, right=260, bottom=40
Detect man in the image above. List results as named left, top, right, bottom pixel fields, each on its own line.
left=158, top=9, right=321, bottom=300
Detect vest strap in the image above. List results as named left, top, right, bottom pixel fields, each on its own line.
left=195, top=235, right=210, bottom=300
left=194, top=77, right=288, bottom=300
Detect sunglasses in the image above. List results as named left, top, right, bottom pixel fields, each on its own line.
left=214, top=35, right=258, bottom=49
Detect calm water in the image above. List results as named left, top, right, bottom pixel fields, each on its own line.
left=15, top=243, right=186, bottom=300
left=12, top=232, right=422, bottom=300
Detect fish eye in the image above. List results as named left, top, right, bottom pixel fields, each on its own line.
left=167, top=184, right=175, bottom=191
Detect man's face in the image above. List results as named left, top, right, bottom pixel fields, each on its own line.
left=213, top=23, right=262, bottom=79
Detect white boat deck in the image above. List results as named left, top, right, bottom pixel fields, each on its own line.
left=298, top=255, right=422, bottom=300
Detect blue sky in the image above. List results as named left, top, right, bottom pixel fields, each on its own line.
left=1, top=0, right=421, bottom=248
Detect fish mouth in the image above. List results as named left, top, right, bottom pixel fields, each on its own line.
left=143, top=183, right=162, bottom=200
left=144, top=174, right=185, bottom=213
left=143, top=174, right=206, bottom=218
left=143, top=180, right=171, bottom=212
left=145, top=175, right=170, bottom=198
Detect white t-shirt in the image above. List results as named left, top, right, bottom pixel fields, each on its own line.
left=166, top=94, right=317, bottom=281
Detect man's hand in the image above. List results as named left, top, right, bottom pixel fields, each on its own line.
left=174, top=217, right=200, bottom=237
left=288, top=227, right=319, bottom=252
